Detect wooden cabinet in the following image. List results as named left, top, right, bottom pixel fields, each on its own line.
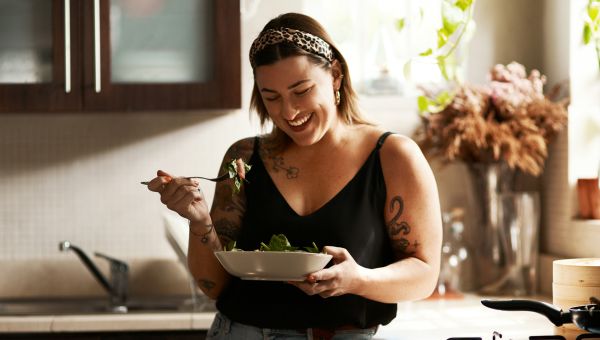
left=0, top=0, right=82, bottom=111
left=0, top=0, right=240, bottom=112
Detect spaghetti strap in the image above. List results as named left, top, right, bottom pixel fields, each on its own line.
left=253, top=136, right=260, bottom=154
left=376, top=132, right=394, bottom=150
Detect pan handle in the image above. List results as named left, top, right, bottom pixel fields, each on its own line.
left=481, top=299, right=573, bottom=327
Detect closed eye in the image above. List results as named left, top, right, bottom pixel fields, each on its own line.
left=264, top=95, right=280, bottom=102
left=294, top=86, right=313, bottom=96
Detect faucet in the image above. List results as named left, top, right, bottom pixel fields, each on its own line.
left=59, top=241, right=129, bottom=311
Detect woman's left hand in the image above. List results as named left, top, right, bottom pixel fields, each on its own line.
left=289, top=246, right=367, bottom=298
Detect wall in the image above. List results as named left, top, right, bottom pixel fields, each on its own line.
left=466, top=0, right=544, bottom=85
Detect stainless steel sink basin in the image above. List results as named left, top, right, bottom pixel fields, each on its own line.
left=0, top=296, right=216, bottom=316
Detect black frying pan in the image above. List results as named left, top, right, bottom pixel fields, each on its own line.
left=481, top=299, right=600, bottom=334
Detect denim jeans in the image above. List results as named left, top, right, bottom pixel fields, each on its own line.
left=206, top=312, right=378, bottom=340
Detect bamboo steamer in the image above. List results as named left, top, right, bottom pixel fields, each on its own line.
left=552, top=258, right=600, bottom=331
left=552, top=282, right=600, bottom=311
left=552, top=283, right=600, bottom=301
left=553, top=258, right=600, bottom=286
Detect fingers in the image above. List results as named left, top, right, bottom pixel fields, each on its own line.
left=157, top=169, right=172, bottom=178
left=147, top=169, right=202, bottom=205
left=161, top=177, right=197, bottom=198
left=146, top=170, right=210, bottom=222
left=147, top=170, right=196, bottom=195
left=306, top=267, right=335, bottom=284
left=322, top=246, right=349, bottom=264
left=289, top=277, right=340, bottom=298
left=164, top=183, right=201, bottom=211
left=289, top=246, right=361, bottom=298
left=161, top=178, right=200, bottom=206
left=147, top=171, right=172, bottom=192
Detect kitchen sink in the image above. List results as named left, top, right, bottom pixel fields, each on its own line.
left=0, top=296, right=216, bottom=316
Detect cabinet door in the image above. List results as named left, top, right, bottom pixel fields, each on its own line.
left=0, top=0, right=82, bottom=112
left=82, top=0, right=240, bottom=111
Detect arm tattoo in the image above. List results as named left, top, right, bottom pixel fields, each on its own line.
left=386, top=196, right=418, bottom=258
left=208, top=138, right=252, bottom=250
left=196, top=278, right=216, bottom=291
left=224, top=144, right=241, bottom=163
left=213, top=217, right=240, bottom=246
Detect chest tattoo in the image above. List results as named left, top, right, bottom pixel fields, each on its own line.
left=270, top=155, right=299, bottom=179
left=261, top=143, right=299, bottom=179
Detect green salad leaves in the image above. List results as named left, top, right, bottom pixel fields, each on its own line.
left=225, top=234, right=323, bottom=253
left=225, top=158, right=251, bottom=194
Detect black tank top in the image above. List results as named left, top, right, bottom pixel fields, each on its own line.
left=216, top=132, right=397, bottom=329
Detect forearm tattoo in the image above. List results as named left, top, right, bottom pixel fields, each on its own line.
left=208, top=140, right=250, bottom=247
left=212, top=217, right=240, bottom=246
left=386, top=196, right=418, bottom=258
left=212, top=185, right=245, bottom=243
left=196, top=278, right=216, bottom=291
left=189, top=224, right=214, bottom=243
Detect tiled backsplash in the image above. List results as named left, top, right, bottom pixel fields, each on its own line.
left=0, top=258, right=192, bottom=298
left=0, top=111, right=261, bottom=261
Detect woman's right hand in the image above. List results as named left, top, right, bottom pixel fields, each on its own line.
left=147, top=170, right=210, bottom=223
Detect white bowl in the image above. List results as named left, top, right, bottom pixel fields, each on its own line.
left=214, top=251, right=332, bottom=281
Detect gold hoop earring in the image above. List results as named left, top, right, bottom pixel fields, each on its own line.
left=335, top=90, right=341, bottom=106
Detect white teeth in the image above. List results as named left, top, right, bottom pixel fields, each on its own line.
left=288, top=113, right=312, bottom=127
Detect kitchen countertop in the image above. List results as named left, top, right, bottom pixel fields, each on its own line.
left=0, top=294, right=591, bottom=339
left=376, top=293, right=588, bottom=340
left=0, top=312, right=214, bottom=333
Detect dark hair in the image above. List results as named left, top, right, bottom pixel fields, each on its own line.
left=249, top=13, right=371, bottom=146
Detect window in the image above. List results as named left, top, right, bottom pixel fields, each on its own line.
left=302, top=0, right=445, bottom=96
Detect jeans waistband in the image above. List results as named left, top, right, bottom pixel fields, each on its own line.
left=210, top=312, right=377, bottom=340
left=299, top=325, right=378, bottom=339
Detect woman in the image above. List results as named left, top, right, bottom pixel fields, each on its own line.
left=148, top=13, right=442, bottom=340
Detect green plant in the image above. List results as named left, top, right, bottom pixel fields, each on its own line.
left=408, top=0, right=476, bottom=114
left=419, top=0, right=475, bottom=80
left=583, top=0, right=600, bottom=70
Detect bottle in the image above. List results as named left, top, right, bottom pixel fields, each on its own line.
left=438, top=207, right=473, bottom=296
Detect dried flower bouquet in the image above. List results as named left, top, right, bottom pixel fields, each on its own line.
left=414, top=62, right=568, bottom=176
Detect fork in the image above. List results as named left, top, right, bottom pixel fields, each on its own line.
left=140, top=173, right=229, bottom=185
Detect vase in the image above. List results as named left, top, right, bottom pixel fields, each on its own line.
left=466, top=162, right=516, bottom=290
left=467, top=162, right=541, bottom=296
left=495, top=191, right=541, bottom=296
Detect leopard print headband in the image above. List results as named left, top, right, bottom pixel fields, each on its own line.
left=249, top=27, right=334, bottom=68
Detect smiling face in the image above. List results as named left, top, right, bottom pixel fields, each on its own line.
left=254, top=55, right=342, bottom=147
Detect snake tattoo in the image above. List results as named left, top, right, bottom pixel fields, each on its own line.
left=386, top=196, right=417, bottom=257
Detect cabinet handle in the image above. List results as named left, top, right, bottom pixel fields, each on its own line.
left=64, top=0, right=71, bottom=93
left=93, top=0, right=101, bottom=93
